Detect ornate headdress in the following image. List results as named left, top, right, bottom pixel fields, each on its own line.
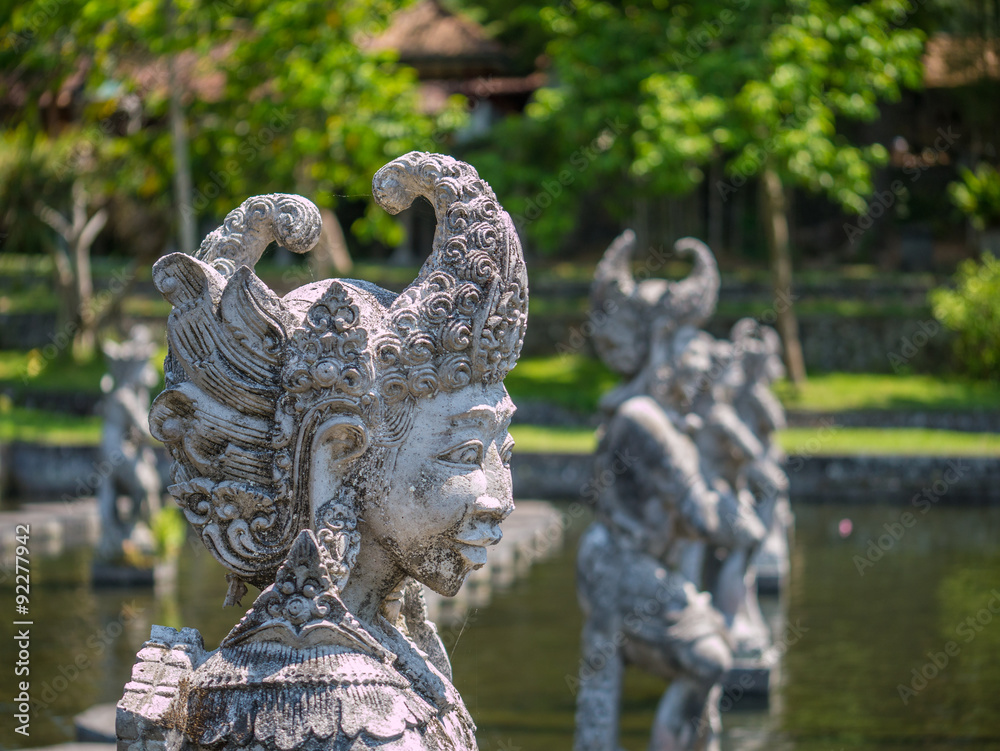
left=590, top=229, right=720, bottom=377
left=149, top=152, right=528, bottom=594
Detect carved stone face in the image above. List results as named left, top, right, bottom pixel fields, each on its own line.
left=366, top=383, right=515, bottom=597
left=593, top=304, right=648, bottom=377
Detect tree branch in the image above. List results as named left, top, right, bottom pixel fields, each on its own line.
left=77, top=207, right=108, bottom=255
left=34, top=201, right=71, bottom=239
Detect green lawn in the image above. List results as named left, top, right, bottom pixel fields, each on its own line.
left=507, top=425, right=1000, bottom=457
left=2, top=403, right=998, bottom=456
left=777, top=427, right=1000, bottom=456
left=0, top=404, right=101, bottom=445
left=509, top=425, right=600, bottom=454
left=506, top=357, right=1000, bottom=414
left=0, top=348, right=166, bottom=394
left=774, top=372, right=1000, bottom=412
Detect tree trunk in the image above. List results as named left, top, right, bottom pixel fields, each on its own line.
left=167, top=0, right=196, bottom=255
left=73, top=227, right=96, bottom=359
left=35, top=184, right=107, bottom=362
left=760, top=166, right=807, bottom=384
left=310, top=208, right=353, bottom=277
left=708, top=157, right=724, bottom=254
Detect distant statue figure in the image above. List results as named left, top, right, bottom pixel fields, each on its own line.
left=577, top=231, right=765, bottom=751
left=729, top=318, right=793, bottom=598
left=96, top=325, right=162, bottom=563
left=117, top=153, right=528, bottom=749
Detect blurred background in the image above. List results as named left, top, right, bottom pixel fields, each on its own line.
left=2, top=1, right=1000, bottom=749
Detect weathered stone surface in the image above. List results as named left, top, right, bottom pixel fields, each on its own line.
left=575, top=230, right=793, bottom=750
left=95, top=325, right=162, bottom=566
left=117, top=152, right=527, bottom=749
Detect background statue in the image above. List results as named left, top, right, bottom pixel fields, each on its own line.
left=95, top=324, right=162, bottom=565
left=729, top=318, right=794, bottom=597
left=118, top=152, right=528, bottom=750
left=578, top=231, right=764, bottom=751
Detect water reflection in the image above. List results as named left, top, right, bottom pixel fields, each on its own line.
left=2, top=502, right=1000, bottom=750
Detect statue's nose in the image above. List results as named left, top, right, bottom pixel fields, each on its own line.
left=474, top=494, right=514, bottom=523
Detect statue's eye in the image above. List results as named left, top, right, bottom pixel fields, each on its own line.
left=500, top=437, right=514, bottom=468
left=437, top=440, right=483, bottom=466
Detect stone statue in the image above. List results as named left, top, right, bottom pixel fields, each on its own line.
left=117, top=152, right=528, bottom=749
left=577, top=230, right=766, bottom=751
left=96, top=324, right=162, bottom=564
left=729, top=318, right=793, bottom=596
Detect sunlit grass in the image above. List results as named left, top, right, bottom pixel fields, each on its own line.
left=0, top=347, right=166, bottom=393
left=510, top=424, right=598, bottom=454
left=511, top=424, right=1000, bottom=456
left=508, top=360, right=1000, bottom=415
left=777, top=427, right=1000, bottom=456
left=775, top=373, right=1000, bottom=412
left=3, top=403, right=998, bottom=457
left=0, top=403, right=101, bottom=445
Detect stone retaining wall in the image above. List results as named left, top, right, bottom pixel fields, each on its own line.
left=0, top=309, right=952, bottom=375
left=510, top=452, right=1000, bottom=506
left=785, top=409, right=1000, bottom=432
left=5, top=444, right=996, bottom=507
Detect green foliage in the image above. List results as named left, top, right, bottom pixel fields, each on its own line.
left=1, top=0, right=466, bottom=245
left=931, top=253, right=1000, bottom=381
left=469, top=0, right=924, bottom=251
left=150, top=506, right=187, bottom=559
left=948, top=163, right=1000, bottom=231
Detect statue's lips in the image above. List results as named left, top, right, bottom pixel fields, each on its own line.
left=451, top=528, right=503, bottom=568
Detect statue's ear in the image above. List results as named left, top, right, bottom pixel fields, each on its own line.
left=314, top=416, right=369, bottom=466
left=309, top=415, right=369, bottom=515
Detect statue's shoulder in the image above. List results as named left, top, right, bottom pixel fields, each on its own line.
left=118, top=625, right=477, bottom=750
left=117, top=529, right=478, bottom=750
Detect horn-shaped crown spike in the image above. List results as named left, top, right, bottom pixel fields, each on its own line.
left=194, top=194, right=323, bottom=278
left=374, top=152, right=528, bottom=385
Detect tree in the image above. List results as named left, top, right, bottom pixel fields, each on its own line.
left=0, top=129, right=157, bottom=360
left=468, top=0, right=924, bottom=383
left=1, top=0, right=466, bottom=257
left=98, top=0, right=467, bottom=244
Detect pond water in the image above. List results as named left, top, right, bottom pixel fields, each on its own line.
left=2, top=501, right=999, bottom=750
